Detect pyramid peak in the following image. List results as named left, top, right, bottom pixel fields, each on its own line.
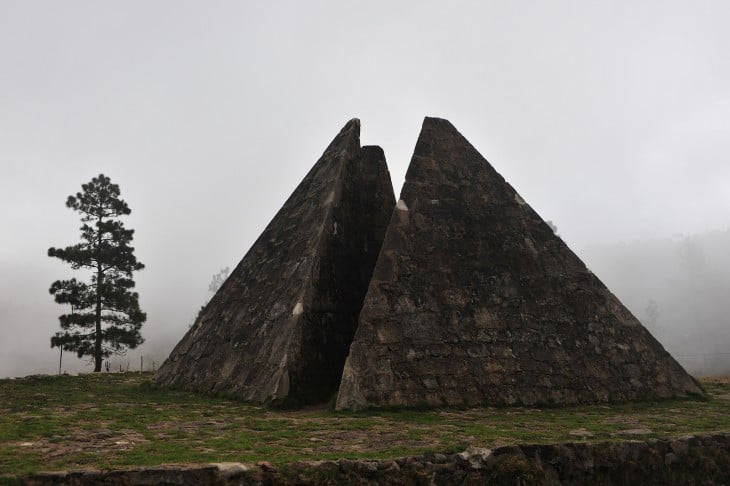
left=337, top=117, right=703, bottom=410
left=422, top=116, right=457, bottom=129
left=156, top=119, right=394, bottom=405
left=341, top=117, right=360, bottom=134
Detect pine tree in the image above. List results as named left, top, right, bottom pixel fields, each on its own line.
left=48, top=174, right=146, bottom=372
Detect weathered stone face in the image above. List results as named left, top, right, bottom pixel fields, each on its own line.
left=155, top=119, right=395, bottom=405
left=336, top=117, right=704, bottom=410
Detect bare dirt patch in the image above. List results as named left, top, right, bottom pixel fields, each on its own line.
left=12, top=428, right=148, bottom=464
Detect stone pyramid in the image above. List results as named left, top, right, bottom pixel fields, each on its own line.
left=155, top=119, right=395, bottom=405
left=336, top=117, right=704, bottom=410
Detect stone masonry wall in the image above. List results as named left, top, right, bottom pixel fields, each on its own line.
left=26, top=433, right=730, bottom=485
left=337, top=117, right=703, bottom=410
left=155, top=119, right=394, bottom=405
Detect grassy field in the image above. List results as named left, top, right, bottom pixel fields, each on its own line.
left=0, top=373, right=728, bottom=477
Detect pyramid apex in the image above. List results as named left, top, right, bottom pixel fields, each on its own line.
left=342, top=117, right=360, bottom=133
left=156, top=118, right=394, bottom=405
left=337, top=117, right=704, bottom=410
left=422, top=116, right=456, bottom=128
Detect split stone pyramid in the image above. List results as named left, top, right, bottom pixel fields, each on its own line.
left=156, top=117, right=704, bottom=409
left=155, top=120, right=395, bottom=405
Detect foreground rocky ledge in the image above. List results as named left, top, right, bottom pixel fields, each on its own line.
left=23, top=433, right=729, bottom=485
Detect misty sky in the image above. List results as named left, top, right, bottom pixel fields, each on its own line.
left=1, top=1, right=728, bottom=377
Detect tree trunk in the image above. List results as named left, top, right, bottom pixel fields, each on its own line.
left=94, top=214, right=103, bottom=372
left=94, top=287, right=102, bottom=371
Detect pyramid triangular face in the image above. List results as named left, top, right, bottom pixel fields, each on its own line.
left=336, top=117, right=703, bottom=410
left=156, top=119, right=395, bottom=405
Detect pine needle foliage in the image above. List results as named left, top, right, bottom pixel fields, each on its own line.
left=48, top=174, right=146, bottom=372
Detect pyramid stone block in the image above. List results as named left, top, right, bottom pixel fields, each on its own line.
left=336, top=117, right=704, bottom=410
left=155, top=119, right=395, bottom=405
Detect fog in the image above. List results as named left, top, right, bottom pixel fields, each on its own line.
left=581, top=229, right=730, bottom=376
left=1, top=1, right=728, bottom=378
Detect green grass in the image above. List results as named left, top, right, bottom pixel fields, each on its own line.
left=0, top=373, right=728, bottom=477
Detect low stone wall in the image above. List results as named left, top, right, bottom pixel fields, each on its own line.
left=24, top=433, right=729, bottom=485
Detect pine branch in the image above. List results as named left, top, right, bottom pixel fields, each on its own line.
left=49, top=173, right=146, bottom=369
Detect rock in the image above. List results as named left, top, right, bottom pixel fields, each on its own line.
left=670, top=438, right=689, bottom=456
left=457, top=446, right=493, bottom=469
left=336, top=116, right=704, bottom=410
left=212, top=462, right=250, bottom=478
left=433, top=453, right=448, bottom=464
left=428, top=461, right=456, bottom=473
left=393, top=456, right=408, bottom=467
left=304, top=460, right=339, bottom=473
left=404, top=456, right=426, bottom=470
left=338, top=459, right=356, bottom=472
left=356, top=460, right=378, bottom=474
left=155, top=119, right=395, bottom=405
left=256, top=461, right=276, bottom=472
left=377, top=460, right=399, bottom=472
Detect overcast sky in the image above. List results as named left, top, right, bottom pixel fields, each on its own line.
left=1, top=1, right=728, bottom=377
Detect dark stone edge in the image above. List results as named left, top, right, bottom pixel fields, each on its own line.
left=18, top=432, right=730, bottom=485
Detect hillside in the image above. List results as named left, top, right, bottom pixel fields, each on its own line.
left=1, top=372, right=728, bottom=480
